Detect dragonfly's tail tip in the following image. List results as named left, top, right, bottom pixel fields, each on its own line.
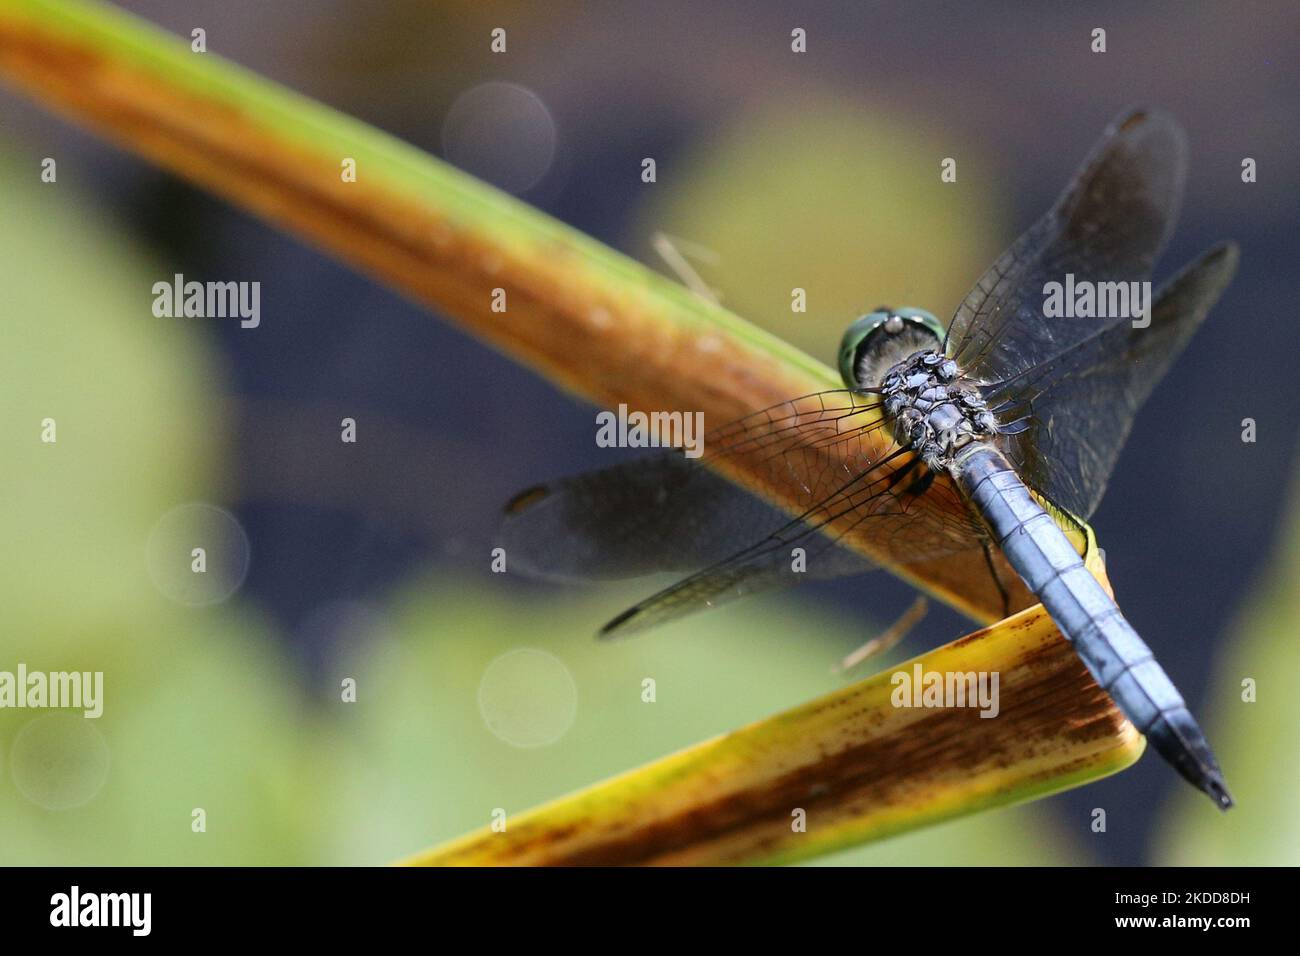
left=1205, top=776, right=1234, bottom=812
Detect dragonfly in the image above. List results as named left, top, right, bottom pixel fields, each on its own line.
left=501, top=108, right=1238, bottom=809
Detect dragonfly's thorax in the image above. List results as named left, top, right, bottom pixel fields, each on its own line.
left=881, top=350, right=998, bottom=471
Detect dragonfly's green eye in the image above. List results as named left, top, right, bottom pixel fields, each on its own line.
left=838, top=307, right=945, bottom=388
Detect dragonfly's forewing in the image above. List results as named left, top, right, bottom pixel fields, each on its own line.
left=988, top=242, right=1239, bottom=520
left=945, top=109, right=1187, bottom=388
left=944, top=108, right=1242, bottom=521
left=502, top=390, right=991, bottom=636
left=595, top=443, right=991, bottom=637
left=501, top=445, right=865, bottom=581
left=502, top=391, right=881, bottom=581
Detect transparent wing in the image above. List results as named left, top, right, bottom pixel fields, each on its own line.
left=597, top=446, right=985, bottom=637
left=501, top=391, right=886, bottom=582
left=500, top=390, right=991, bottom=636
left=501, top=444, right=876, bottom=581
left=986, top=243, right=1239, bottom=520
left=945, top=108, right=1188, bottom=386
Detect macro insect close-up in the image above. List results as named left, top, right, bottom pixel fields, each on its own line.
left=0, top=0, right=1294, bottom=933
left=503, top=109, right=1238, bottom=809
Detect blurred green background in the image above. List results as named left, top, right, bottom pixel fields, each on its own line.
left=0, top=0, right=1296, bottom=865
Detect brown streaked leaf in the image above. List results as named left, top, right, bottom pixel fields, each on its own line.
left=401, top=590, right=1142, bottom=867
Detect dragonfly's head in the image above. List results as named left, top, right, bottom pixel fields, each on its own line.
left=838, top=307, right=946, bottom=389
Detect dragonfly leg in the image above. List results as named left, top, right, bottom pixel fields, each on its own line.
left=982, top=539, right=1013, bottom=620
left=651, top=231, right=722, bottom=304
left=835, top=597, right=928, bottom=674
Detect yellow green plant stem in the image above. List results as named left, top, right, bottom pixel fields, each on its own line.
left=3, top=0, right=1022, bottom=621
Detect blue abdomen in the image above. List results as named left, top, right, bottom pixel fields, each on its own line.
left=952, top=443, right=1232, bottom=808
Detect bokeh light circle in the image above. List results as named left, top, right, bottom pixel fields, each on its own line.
left=441, top=81, right=557, bottom=193
left=146, top=503, right=251, bottom=606
left=477, top=648, right=578, bottom=748
left=9, top=714, right=111, bottom=810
